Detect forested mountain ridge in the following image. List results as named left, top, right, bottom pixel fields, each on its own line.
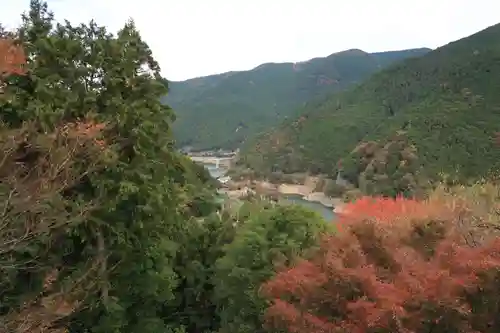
left=240, top=23, right=500, bottom=187
left=165, top=48, right=430, bottom=150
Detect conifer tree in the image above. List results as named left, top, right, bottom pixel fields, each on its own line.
left=0, top=1, right=217, bottom=332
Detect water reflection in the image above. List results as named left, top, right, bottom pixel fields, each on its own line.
left=205, top=164, right=227, bottom=179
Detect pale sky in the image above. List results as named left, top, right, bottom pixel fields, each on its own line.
left=1, top=0, right=499, bottom=81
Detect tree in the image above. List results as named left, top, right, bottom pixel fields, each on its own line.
left=0, top=19, right=113, bottom=333
left=163, top=212, right=237, bottom=333
left=261, top=196, right=500, bottom=333
left=214, top=205, right=329, bottom=333
left=1, top=2, right=219, bottom=332
left=0, top=120, right=111, bottom=333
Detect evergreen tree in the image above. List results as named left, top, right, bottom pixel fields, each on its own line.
left=163, top=212, right=237, bottom=333
left=1, top=1, right=218, bottom=332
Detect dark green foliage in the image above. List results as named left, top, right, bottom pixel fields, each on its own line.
left=0, top=1, right=220, bottom=332
left=166, top=48, right=430, bottom=150
left=242, top=23, right=500, bottom=187
left=163, top=213, right=237, bottom=333
left=324, top=182, right=347, bottom=197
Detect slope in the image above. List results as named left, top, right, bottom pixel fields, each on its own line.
left=241, top=23, right=500, bottom=185
left=166, top=48, right=430, bottom=150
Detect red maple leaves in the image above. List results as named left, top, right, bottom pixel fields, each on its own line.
left=261, top=197, right=500, bottom=333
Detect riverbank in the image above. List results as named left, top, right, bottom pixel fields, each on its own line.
left=221, top=178, right=345, bottom=213
left=276, top=183, right=345, bottom=213
left=205, top=164, right=346, bottom=214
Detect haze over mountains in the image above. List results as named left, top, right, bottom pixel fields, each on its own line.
left=240, top=23, right=500, bottom=188
left=165, top=48, right=430, bottom=150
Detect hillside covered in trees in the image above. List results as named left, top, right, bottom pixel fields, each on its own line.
left=165, top=48, right=430, bottom=150
left=241, top=22, right=500, bottom=189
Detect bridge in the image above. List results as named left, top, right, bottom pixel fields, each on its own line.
left=189, top=156, right=234, bottom=168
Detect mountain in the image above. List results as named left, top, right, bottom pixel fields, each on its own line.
left=241, top=23, right=500, bottom=188
left=165, top=48, right=431, bottom=150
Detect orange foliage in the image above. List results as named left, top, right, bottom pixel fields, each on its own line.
left=338, top=195, right=445, bottom=224
left=0, top=38, right=26, bottom=78
left=261, top=196, right=500, bottom=333
left=62, top=119, right=107, bottom=147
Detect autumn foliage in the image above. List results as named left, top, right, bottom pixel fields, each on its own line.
left=0, top=119, right=110, bottom=333
left=261, top=196, right=500, bottom=333
left=0, top=38, right=26, bottom=78
left=0, top=38, right=110, bottom=333
left=339, top=196, right=437, bottom=223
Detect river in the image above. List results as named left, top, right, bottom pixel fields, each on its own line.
left=204, top=164, right=335, bottom=221
left=279, top=194, right=335, bottom=221
left=205, top=164, right=227, bottom=179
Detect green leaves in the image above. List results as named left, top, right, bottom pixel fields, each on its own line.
left=1, top=2, right=223, bottom=332
left=118, top=180, right=140, bottom=196
left=214, top=205, right=328, bottom=333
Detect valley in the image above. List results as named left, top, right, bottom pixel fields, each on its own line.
left=182, top=22, right=500, bottom=220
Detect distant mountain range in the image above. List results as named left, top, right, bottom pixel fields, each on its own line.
left=165, top=48, right=431, bottom=150
left=240, top=23, right=500, bottom=188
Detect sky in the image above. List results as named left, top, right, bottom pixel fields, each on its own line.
left=1, top=0, right=499, bottom=81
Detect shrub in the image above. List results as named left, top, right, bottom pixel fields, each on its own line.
left=313, top=177, right=326, bottom=192
left=429, top=182, right=500, bottom=244
left=342, top=188, right=363, bottom=202
left=261, top=196, right=500, bottom=333
left=268, top=171, right=285, bottom=184
left=324, top=182, right=346, bottom=197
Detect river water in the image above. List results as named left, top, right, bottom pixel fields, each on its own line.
left=279, top=194, right=335, bottom=221
left=205, top=164, right=227, bottom=179
left=205, top=164, right=335, bottom=221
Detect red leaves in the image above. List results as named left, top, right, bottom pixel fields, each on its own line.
left=339, top=196, right=435, bottom=223
left=262, top=260, right=326, bottom=300
left=262, top=196, right=500, bottom=333
left=0, top=38, right=26, bottom=78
